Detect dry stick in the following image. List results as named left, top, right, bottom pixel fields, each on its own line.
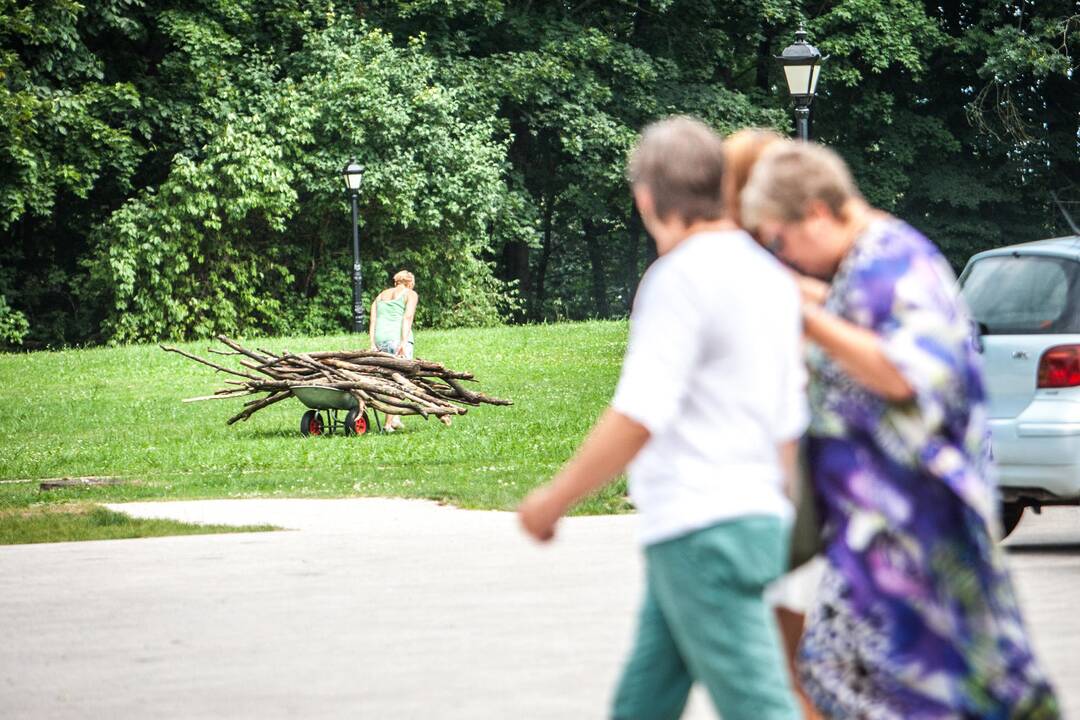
left=339, top=356, right=418, bottom=373
left=227, top=391, right=291, bottom=425
left=320, top=359, right=375, bottom=386
left=390, top=371, right=452, bottom=407
left=251, top=354, right=305, bottom=374
left=238, top=359, right=266, bottom=373
left=252, top=356, right=287, bottom=371
left=160, top=345, right=264, bottom=381
left=367, top=393, right=430, bottom=417
left=446, top=378, right=512, bottom=406
left=347, top=391, right=368, bottom=417
left=416, top=377, right=468, bottom=399
left=372, top=391, right=430, bottom=418
left=324, top=359, right=422, bottom=395
left=407, top=376, right=510, bottom=408
left=423, top=385, right=476, bottom=406
left=356, top=375, right=456, bottom=415
left=217, top=335, right=275, bottom=364
left=299, top=353, right=466, bottom=383
left=237, top=359, right=313, bottom=382
left=222, top=337, right=473, bottom=381
left=343, top=354, right=473, bottom=379
left=167, top=337, right=508, bottom=424
left=329, top=360, right=398, bottom=379
left=263, top=368, right=312, bottom=382
left=182, top=391, right=253, bottom=403
left=306, top=350, right=389, bottom=360
left=243, top=392, right=277, bottom=407
left=370, top=377, right=463, bottom=416
left=281, top=352, right=341, bottom=383
left=253, top=352, right=321, bottom=381
left=367, top=397, right=417, bottom=416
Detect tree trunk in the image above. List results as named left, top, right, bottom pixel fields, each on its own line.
left=624, top=203, right=643, bottom=312
left=645, top=223, right=658, bottom=265
left=501, top=241, right=530, bottom=294
left=583, top=218, right=610, bottom=318
left=1044, top=72, right=1080, bottom=235
left=756, top=28, right=775, bottom=93
left=531, top=197, right=555, bottom=320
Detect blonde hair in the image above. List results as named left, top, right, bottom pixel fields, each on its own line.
left=741, top=142, right=861, bottom=230
left=627, top=116, right=726, bottom=223
left=721, top=129, right=786, bottom=228
left=393, top=270, right=415, bottom=287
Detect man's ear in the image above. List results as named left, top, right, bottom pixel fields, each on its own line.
left=805, top=199, right=834, bottom=222
left=633, top=185, right=655, bottom=220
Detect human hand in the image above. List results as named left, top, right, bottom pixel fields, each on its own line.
left=518, top=485, right=565, bottom=543
left=395, top=344, right=406, bottom=357
left=791, top=271, right=829, bottom=307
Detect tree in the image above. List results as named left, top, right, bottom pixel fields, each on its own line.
left=83, top=19, right=514, bottom=342
left=2, top=0, right=1078, bottom=346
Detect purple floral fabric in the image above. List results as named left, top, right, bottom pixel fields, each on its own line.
left=798, top=219, right=1059, bottom=719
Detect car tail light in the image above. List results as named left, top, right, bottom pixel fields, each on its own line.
left=1037, top=345, right=1080, bottom=388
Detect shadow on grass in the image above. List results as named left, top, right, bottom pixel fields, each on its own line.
left=241, top=428, right=397, bottom=440
left=242, top=428, right=311, bottom=439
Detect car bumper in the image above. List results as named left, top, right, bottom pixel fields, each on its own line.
left=990, top=398, right=1080, bottom=500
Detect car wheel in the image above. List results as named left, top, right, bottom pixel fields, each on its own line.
left=999, top=502, right=1024, bottom=540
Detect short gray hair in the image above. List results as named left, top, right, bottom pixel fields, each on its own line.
left=740, top=142, right=860, bottom=230
left=627, top=116, right=726, bottom=223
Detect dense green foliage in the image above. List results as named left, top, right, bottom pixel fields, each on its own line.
left=0, top=322, right=631, bottom=522
left=2, top=1, right=1078, bottom=347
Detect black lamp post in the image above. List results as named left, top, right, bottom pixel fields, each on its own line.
left=342, top=158, right=365, bottom=333
left=777, top=26, right=825, bottom=141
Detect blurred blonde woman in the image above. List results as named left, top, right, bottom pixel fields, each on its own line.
left=723, top=128, right=822, bottom=720
left=722, top=129, right=785, bottom=230
left=369, top=270, right=418, bottom=431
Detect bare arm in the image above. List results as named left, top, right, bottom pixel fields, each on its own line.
left=778, top=439, right=799, bottom=500
left=518, top=409, right=650, bottom=542
left=368, top=300, right=378, bottom=349
left=802, top=304, right=914, bottom=402
left=398, top=290, right=418, bottom=355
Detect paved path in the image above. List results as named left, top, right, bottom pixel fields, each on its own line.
left=0, top=499, right=1077, bottom=719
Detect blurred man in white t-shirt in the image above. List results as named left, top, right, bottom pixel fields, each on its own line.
left=518, top=117, right=806, bottom=720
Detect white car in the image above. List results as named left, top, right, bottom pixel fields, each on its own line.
left=959, top=236, right=1080, bottom=538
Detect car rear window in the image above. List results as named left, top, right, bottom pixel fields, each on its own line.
left=960, top=254, right=1080, bottom=334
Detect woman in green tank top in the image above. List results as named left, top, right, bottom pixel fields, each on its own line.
left=368, top=270, right=418, bottom=431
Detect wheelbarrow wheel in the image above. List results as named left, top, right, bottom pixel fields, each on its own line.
left=345, top=409, right=369, bottom=436
left=300, top=410, right=324, bottom=437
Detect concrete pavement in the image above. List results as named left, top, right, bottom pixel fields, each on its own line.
left=0, top=499, right=712, bottom=719
left=0, top=499, right=1076, bottom=719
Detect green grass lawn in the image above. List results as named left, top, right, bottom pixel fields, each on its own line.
left=0, top=321, right=630, bottom=541
left=0, top=504, right=277, bottom=545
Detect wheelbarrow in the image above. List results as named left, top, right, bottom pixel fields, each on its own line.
left=292, top=385, right=384, bottom=437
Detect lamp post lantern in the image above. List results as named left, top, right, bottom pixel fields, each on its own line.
left=342, top=158, right=365, bottom=333
left=776, top=26, right=826, bottom=141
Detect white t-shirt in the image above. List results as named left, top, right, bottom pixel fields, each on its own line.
left=612, top=229, right=808, bottom=546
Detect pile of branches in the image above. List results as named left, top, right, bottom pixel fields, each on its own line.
left=161, top=335, right=511, bottom=425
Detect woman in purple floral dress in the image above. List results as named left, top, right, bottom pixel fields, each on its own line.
left=742, top=141, right=1059, bottom=719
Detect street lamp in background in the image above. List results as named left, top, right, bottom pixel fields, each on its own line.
left=776, top=26, right=825, bottom=141
left=342, top=158, right=365, bottom=333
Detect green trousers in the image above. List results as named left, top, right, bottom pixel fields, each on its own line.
left=612, top=516, right=799, bottom=720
